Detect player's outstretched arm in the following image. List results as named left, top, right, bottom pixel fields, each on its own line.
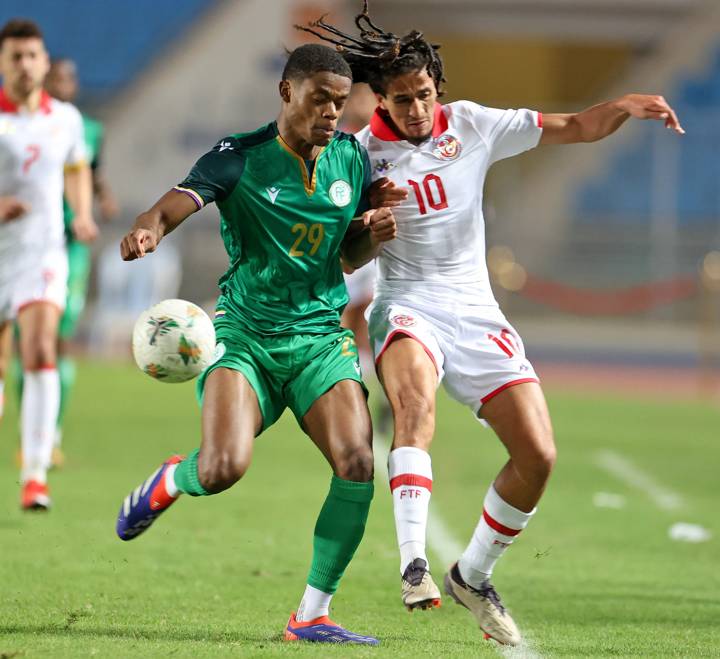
left=341, top=207, right=397, bottom=269
left=540, top=94, right=685, bottom=145
left=120, top=190, right=199, bottom=261
left=65, top=163, right=98, bottom=242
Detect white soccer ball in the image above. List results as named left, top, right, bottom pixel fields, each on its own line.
left=132, top=299, right=216, bottom=383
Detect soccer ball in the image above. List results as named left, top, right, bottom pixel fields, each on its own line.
left=132, top=299, right=216, bottom=383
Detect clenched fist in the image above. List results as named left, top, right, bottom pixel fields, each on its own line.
left=362, top=207, right=397, bottom=243
left=120, top=227, right=160, bottom=261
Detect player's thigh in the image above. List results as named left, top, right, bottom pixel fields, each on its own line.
left=302, top=378, right=374, bottom=481
left=480, top=381, right=555, bottom=469
left=201, top=367, right=263, bottom=466
left=289, top=330, right=373, bottom=480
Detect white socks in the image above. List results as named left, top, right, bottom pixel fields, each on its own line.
left=21, top=368, right=60, bottom=484
left=388, top=446, right=433, bottom=575
left=296, top=584, right=333, bottom=621
left=458, top=485, right=535, bottom=588
left=164, top=463, right=180, bottom=497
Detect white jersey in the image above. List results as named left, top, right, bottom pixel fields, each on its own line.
left=0, top=89, right=86, bottom=282
left=355, top=101, right=541, bottom=308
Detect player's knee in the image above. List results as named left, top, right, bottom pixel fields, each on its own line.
left=391, top=386, right=433, bottom=422
left=521, top=436, right=557, bottom=483
left=21, top=334, right=56, bottom=370
left=335, top=447, right=374, bottom=482
left=198, top=449, right=250, bottom=493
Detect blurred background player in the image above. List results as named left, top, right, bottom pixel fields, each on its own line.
left=0, top=18, right=96, bottom=509
left=114, top=44, right=395, bottom=645
left=302, top=2, right=685, bottom=645
left=39, top=57, right=118, bottom=465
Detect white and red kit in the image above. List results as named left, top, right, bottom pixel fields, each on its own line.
left=0, top=88, right=86, bottom=322
left=356, top=101, right=543, bottom=414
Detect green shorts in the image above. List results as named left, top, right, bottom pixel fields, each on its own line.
left=196, top=321, right=367, bottom=432
left=59, top=240, right=91, bottom=339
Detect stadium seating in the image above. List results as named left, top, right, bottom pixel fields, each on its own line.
left=576, top=45, right=720, bottom=226
left=2, top=0, right=216, bottom=98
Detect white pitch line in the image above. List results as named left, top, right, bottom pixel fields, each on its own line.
left=374, top=434, right=543, bottom=659
left=594, top=449, right=684, bottom=511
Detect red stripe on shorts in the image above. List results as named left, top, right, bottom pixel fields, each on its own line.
left=390, top=473, right=433, bottom=492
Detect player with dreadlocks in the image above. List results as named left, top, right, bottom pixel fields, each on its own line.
left=299, top=1, right=684, bottom=646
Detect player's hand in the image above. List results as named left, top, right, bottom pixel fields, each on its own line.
left=72, top=215, right=99, bottom=243
left=363, top=207, right=397, bottom=243
left=618, top=94, right=685, bottom=134
left=120, top=227, right=159, bottom=261
left=369, top=177, right=409, bottom=208
left=0, top=196, right=30, bottom=222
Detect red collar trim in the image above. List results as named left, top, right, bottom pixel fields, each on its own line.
left=369, top=103, right=449, bottom=142
left=0, top=88, right=53, bottom=114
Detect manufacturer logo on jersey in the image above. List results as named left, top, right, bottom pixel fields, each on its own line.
left=217, top=140, right=233, bottom=152
left=328, top=179, right=352, bottom=207
left=390, top=314, right=417, bottom=328
left=266, top=186, right=281, bottom=204
left=373, top=158, right=395, bottom=174
left=432, top=134, right=461, bottom=160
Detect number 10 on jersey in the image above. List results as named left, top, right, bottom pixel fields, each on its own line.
left=408, top=174, right=448, bottom=215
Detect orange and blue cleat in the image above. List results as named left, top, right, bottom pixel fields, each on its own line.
left=116, top=455, right=184, bottom=541
left=284, top=612, right=379, bottom=645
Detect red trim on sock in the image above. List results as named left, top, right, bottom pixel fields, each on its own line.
left=390, top=473, right=433, bottom=492
left=29, top=364, right=57, bottom=372
left=482, top=508, right=521, bottom=537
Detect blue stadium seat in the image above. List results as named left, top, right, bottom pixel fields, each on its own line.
left=575, top=44, right=720, bottom=226
left=2, top=0, right=216, bottom=99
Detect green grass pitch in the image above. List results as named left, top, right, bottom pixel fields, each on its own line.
left=0, top=361, right=718, bottom=657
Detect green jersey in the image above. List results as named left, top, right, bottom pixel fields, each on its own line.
left=176, top=121, right=372, bottom=336
left=63, top=114, right=104, bottom=238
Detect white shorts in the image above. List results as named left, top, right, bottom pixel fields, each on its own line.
left=0, top=248, right=68, bottom=324
left=367, top=296, right=539, bottom=416
left=343, top=261, right=375, bottom=307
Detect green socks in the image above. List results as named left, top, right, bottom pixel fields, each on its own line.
left=57, top=357, right=76, bottom=430
left=173, top=449, right=209, bottom=496
left=307, top=475, right=374, bottom=594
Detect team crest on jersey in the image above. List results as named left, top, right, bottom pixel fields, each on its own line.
left=390, top=314, right=417, bottom=328
left=328, top=179, right=352, bottom=207
left=433, top=134, right=461, bottom=160
left=373, top=158, right=395, bottom=174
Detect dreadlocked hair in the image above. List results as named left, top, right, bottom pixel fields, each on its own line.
left=294, top=0, right=445, bottom=97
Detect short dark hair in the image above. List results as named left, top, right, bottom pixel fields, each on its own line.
left=295, top=2, right=444, bottom=96
left=0, top=18, right=44, bottom=49
left=282, top=43, right=352, bottom=82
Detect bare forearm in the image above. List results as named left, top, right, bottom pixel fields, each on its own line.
left=64, top=165, right=93, bottom=218
left=342, top=228, right=381, bottom=269
left=572, top=98, right=632, bottom=142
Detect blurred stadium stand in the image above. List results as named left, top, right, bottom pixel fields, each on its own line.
left=2, top=0, right=717, bottom=375
left=1, top=0, right=217, bottom=101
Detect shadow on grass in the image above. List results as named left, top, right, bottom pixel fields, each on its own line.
left=0, top=623, right=482, bottom=650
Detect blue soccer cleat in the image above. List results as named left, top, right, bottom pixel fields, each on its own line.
left=116, top=455, right=184, bottom=541
left=284, top=612, right=379, bottom=645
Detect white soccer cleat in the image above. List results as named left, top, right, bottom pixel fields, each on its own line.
left=401, top=558, right=441, bottom=611
left=444, top=562, right=521, bottom=646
